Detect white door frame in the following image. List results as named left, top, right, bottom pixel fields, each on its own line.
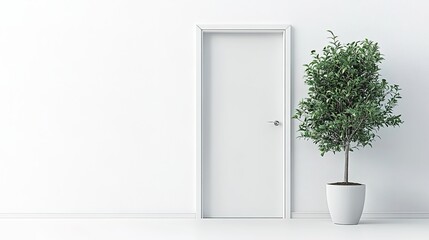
left=196, top=24, right=292, bottom=219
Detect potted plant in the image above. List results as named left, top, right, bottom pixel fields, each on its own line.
left=294, top=31, right=403, bottom=225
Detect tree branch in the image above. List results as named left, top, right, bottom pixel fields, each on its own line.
left=347, top=115, right=367, bottom=142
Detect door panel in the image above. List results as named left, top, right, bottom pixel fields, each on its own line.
left=202, top=32, right=284, bottom=218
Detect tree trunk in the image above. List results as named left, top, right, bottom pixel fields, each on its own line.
left=344, top=143, right=350, bottom=183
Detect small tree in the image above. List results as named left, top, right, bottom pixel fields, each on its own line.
left=294, top=31, right=403, bottom=184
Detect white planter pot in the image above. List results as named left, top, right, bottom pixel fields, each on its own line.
left=326, top=183, right=366, bottom=225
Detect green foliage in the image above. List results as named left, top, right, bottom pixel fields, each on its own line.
left=294, top=31, right=403, bottom=156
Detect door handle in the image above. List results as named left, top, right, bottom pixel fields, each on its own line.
left=267, top=120, right=280, bottom=126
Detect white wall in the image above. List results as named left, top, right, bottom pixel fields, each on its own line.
left=0, top=0, right=427, bottom=216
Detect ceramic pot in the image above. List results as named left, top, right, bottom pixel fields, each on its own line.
left=326, top=183, right=366, bottom=225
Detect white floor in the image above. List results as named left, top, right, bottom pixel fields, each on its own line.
left=0, top=219, right=429, bottom=240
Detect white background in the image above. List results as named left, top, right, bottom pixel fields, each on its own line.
left=0, top=0, right=426, bottom=215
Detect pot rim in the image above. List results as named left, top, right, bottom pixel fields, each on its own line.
left=327, top=183, right=365, bottom=186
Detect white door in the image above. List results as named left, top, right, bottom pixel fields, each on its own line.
left=200, top=27, right=288, bottom=218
